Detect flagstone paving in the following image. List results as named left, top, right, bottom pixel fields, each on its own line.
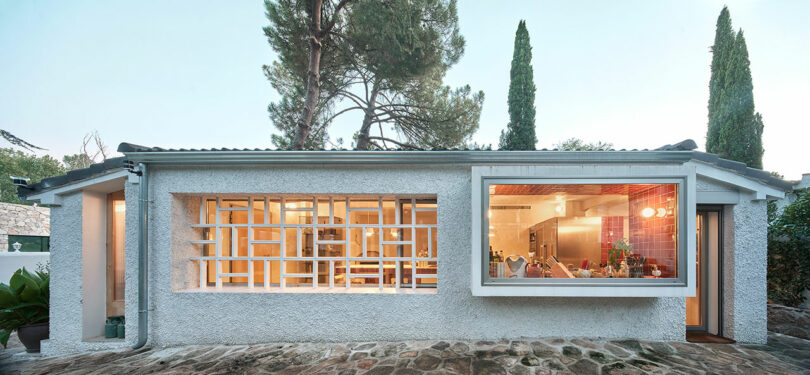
left=1, top=332, right=809, bottom=374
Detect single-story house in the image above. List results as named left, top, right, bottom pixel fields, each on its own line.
left=16, top=139, right=791, bottom=355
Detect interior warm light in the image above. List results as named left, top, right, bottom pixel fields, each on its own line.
left=113, top=201, right=126, bottom=213
left=555, top=205, right=563, bottom=213
left=489, top=233, right=495, bottom=237
left=656, top=208, right=667, bottom=217
left=391, top=230, right=398, bottom=238
left=286, top=203, right=298, bottom=209
left=641, top=207, right=655, bottom=218
left=365, top=229, right=373, bottom=237
left=488, top=209, right=492, bottom=218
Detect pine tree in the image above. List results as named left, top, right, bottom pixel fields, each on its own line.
left=706, top=7, right=764, bottom=169
left=499, top=20, right=536, bottom=150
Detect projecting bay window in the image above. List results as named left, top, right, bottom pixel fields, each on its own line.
left=190, top=195, right=437, bottom=292
left=479, top=177, right=688, bottom=290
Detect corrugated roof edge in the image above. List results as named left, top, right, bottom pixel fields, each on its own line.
left=17, top=157, right=127, bottom=198
left=15, top=139, right=791, bottom=198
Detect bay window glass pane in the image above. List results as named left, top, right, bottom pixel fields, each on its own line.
left=487, top=183, right=678, bottom=279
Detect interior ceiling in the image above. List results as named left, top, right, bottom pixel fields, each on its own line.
left=492, top=184, right=661, bottom=196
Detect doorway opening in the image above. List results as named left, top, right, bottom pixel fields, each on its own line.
left=106, top=190, right=126, bottom=318
left=686, top=207, right=729, bottom=342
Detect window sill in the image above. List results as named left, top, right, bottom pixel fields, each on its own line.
left=472, top=283, right=693, bottom=297
left=175, top=286, right=437, bottom=295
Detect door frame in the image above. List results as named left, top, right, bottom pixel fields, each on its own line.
left=687, top=206, right=724, bottom=335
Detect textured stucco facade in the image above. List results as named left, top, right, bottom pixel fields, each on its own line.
left=144, top=165, right=689, bottom=347
left=723, top=193, right=768, bottom=343
left=39, top=161, right=775, bottom=355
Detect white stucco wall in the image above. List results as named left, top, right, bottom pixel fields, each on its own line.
left=43, top=190, right=132, bottom=356
left=723, top=193, right=768, bottom=343
left=142, top=165, right=686, bottom=347
left=41, top=162, right=772, bottom=354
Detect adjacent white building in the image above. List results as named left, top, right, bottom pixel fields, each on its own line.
left=17, top=140, right=791, bottom=355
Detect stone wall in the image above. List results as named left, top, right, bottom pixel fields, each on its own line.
left=0, top=202, right=50, bottom=252
left=768, top=304, right=810, bottom=340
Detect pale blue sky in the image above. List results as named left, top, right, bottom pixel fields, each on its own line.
left=1, top=1, right=808, bottom=179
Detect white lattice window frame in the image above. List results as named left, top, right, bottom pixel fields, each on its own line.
left=189, top=195, right=438, bottom=292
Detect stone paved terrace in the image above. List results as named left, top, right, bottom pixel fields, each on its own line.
left=1, top=332, right=809, bottom=374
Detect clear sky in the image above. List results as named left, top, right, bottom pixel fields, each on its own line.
left=1, top=1, right=808, bottom=179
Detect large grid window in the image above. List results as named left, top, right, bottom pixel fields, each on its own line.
left=190, top=195, right=437, bottom=292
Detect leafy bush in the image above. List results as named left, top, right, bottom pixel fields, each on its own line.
left=768, top=188, right=810, bottom=307
left=0, top=267, right=50, bottom=348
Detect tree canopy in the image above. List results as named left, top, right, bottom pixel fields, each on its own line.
left=499, top=20, right=537, bottom=150
left=706, top=7, right=764, bottom=169
left=0, top=148, right=65, bottom=205
left=264, top=0, right=483, bottom=150
left=554, top=138, right=613, bottom=151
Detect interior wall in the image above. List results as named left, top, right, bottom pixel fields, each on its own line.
left=81, top=191, right=107, bottom=340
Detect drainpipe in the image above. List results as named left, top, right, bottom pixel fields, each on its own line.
left=133, top=163, right=149, bottom=349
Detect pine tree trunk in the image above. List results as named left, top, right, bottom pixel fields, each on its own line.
left=290, top=0, right=324, bottom=150
left=354, top=86, right=380, bottom=150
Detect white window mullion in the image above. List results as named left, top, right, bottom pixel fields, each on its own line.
left=312, top=195, right=318, bottom=289
left=345, top=197, right=351, bottom=289
left=411, top=198, right=417, bottom=289
left=280, top=196, right=286, bottom=290
left=378, top=197, right=384, bottom=290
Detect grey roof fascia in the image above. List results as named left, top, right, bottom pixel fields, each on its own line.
left=17, top=157, right=127, bottom=198
left=119, top=149, right=695, bottom=165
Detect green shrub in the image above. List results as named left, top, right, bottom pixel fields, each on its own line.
left=768, top=188, right=810, bottom=307
left=0, top=267, right=50, bottom=348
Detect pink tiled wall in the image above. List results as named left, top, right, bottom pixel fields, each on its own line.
left=600, top=216, right=624, bottom=266
left=628, top=184, right=678, bottom=278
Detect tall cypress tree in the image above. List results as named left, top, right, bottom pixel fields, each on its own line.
left=706, top=7, right=764, bottom=169
left=499, top=20, right=537, bottom=150
left=706, top=7, right=734, bottom=153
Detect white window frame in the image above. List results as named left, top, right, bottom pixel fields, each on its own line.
left=471, top=165, right=697, bottom=297
left=189, top=195, right=438, bottom=293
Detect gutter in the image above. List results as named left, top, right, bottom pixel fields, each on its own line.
left=132, top=162, right=149, bottom=349
left=120, top=150, right=695, bottom=165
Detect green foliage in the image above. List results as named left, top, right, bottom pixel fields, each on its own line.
left=0, top=267, right=50, bottom=348
left=768, top=188, right=810, bottom=307
left=0, top=148, right=65, bottom=205
left=706, top=7, right=764, bottom=169
left=554, top=138, right=613, bottom=151
left=62, top=153, right=94, bottom=171
left=499, top=20, right=537, bottom=151
left=263, top=0, right=483, bottom=150
left=608, top=238, right=633, bottom=269
left=263, top=0, right=349, bottom=150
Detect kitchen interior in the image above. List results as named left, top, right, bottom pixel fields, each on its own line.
left=487, top=184, right=677, bottom=279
